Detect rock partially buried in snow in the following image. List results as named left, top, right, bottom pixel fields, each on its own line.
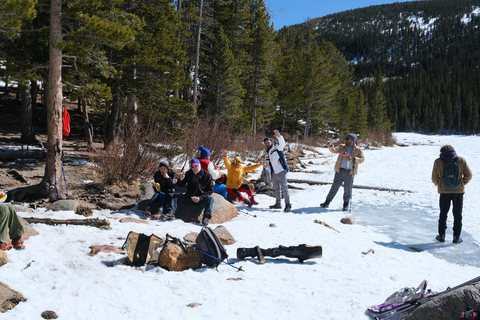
left=157, top=241, right=202, bottom=271
left=214, top=225, right=235, bottom=245
left=340, top=217, right=355, bottom=225
left=47, top=199, right=79, bottom=212
left=0, top=282, right=26, bottom=313
left=0, top=252, right=6, bottom=267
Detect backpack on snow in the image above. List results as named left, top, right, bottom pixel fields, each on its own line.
left=122, top=232, right=162, bottom=266
left=462, top=307, right=479, bottom=320
left=62, top=106, right=71, bottom=137
left=442, top=159, right=460, bottom=190
left=195, top=227, right=228, bottom=268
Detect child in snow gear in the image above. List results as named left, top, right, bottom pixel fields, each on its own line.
left=320, top=134, right=364, bottom=211
left=0, top=194, right=26, bottom=251
left=221, top=150, right=264, bottom=206
left=263, top=130, right=291, bottom=212
left=145, top=161, right=177, bottom=221
left=198, top=145, right=227, bottom=199
left=432, top=145, right=472, bottom=244
left=174, top=159, right=214, bottom=226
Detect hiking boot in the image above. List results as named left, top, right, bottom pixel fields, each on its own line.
left=189, top=217, right=200, bottom=223
left=435, top=234, right=445, bottom=243
left=452, top=236, right=463, bottom=244
left=284, top=203, right=292, bottom=212
left=269, top=203, right=282, bottom=209
left=12, top=236, right=25, bottom=250
left=320, top=199, right=331, bottom=208
left=249, top=195, right=259, bottom=205
left=0, top=241, right=12, bottom=251
left=152, top=214, right=163, bottom=220
left=144, top=209, right=152, bottom=218
left=202, top=217, right=209, bottom=227
left=342, top=202, right=349, bottom=211
left=243, top=197, right=252, bottom=207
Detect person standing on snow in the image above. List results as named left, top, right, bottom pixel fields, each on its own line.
left=432, top=144, right=472, bottom=244
left=0, top=191, right=25, bottom=250
left=320, top=133, right=365, bottom=211
left=263, top=130, right=291, bottom=212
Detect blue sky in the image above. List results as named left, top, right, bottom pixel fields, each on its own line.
left=264, top=0, right=417, bottom=30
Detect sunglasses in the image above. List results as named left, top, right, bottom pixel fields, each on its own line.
left=345, top=137, right=351, bottom=140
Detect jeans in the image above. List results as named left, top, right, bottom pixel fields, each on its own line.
left=147, top=192, right=175, bottom=213
left=271, top=171, right=290, bottom=205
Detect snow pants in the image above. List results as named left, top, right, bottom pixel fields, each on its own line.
left=0, top=203, right=25, bottom=242
left=326, top=168, right=354, bottom=203
left=271, top=171, right=290, bottom=205
left=438, top=193, right=463, bottom=237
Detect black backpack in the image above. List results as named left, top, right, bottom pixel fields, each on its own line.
left=442, top=159, right=460, bottom=190
left=461, top=307, right=479, bottom=320
left=195, top=227, right=228, bottom=268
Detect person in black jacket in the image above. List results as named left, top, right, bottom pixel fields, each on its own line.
left=145, top=160, right=177, bottom=220
left=173, top=158, right=214, bottom=226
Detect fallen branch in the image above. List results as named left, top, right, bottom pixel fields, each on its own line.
left=237, top=244, right=322, bottom=263
left=22, top=217, right=111, bottom=229
left=287, top=179, right=415, bottom=193
left=314, top=220, right=340, bottom=233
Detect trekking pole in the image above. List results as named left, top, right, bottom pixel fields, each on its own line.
left=237, top=209, right=257, bottom=218
left=61, top=160, right=69, bottom=198
left=166, top=234, right=244, bottom=272
left=349, top=158, right=355, bottom=213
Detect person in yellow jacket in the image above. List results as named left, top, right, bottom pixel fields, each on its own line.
left=221, top=149, right=264, bottom=206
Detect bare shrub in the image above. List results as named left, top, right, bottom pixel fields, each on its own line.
left=366, top=128, right=396, bottom=147
left=92, top=128, right=161, bottom=185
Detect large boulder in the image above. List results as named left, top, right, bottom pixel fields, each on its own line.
left=175, top=193, right=238, bottom=224
left=405, top=281, right=480, bottom=320
left=0, top=282, right=26, bottom=313
left=47, top=199, right=79, bottom=212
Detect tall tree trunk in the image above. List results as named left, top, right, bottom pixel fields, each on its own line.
left=20, top=84, right=38, bottom=145
left=126, top=92, right=138, bottom=134
left=105, top=92, right=122, bottom=149
left=251, top=66, right=258, bottom=135
left=42, top=0, right=66, bottom=200
left=192, top=0, right=203, bottom=114
left=81, top=98, right=96, bottom=151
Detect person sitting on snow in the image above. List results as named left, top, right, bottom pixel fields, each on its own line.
left=221, top=150, right=264, bottom=206
left=198, top=145, right=227, bottom=199
left=173, top=159, right=214, bottom=226
left=0, top=191, right=26, bottom=251
left=145, top=161, right=177, bottom=220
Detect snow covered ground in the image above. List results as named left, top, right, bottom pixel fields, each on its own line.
left=1, top=132, right=479, bottom=319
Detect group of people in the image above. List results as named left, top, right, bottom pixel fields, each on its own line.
left=318, top=133, right=472, bottom=244
left=144, top=129, right=293, bottom=225
left=2, top=132, right=471, bottom=251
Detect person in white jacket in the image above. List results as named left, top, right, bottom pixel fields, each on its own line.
left=263, top=130, right=291, bottom=212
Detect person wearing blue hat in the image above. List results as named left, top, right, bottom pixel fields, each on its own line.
left=174, top=159, right=214, bottom=226
left=198, top=145, right=227, bottom=199
left=263, top=130, right=291, bottom=212
left=320, top=133, right=365, bottom=211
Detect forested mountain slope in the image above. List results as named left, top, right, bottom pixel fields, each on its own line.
left=309, top=0, right=480, bottom=133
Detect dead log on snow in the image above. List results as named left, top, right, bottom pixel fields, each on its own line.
left=287, top=178, right=415, bottom=193
left=22, top=217, right=110, bottom=229
left=237, top=244, right=322, bottom=263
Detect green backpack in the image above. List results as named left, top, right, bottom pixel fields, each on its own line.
left=442, top=159, right=460, bottom=190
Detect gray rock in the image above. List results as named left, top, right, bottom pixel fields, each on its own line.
left=0, top=282, right=26, bottom=313
left=47, top=199, right=79, bottom=212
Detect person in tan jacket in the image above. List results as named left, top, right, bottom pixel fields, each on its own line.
left=320, top=133, right=365, bottom=211
left=432, top=145, right=472, bottom=244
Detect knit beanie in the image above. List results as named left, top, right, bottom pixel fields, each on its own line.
left=199, top=145, right=211, bottom=158
left=159, top=160, right=169, bottom=169
left=347, top=133, right=357, bottom=144
left=263, top=137, right=272, bottom=142
left=190, top=158, right=201, bottom=166
left=233, top=155, right=242, bottom=163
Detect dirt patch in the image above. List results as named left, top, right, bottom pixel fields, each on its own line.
left=0, top=92, right=139, bottom=210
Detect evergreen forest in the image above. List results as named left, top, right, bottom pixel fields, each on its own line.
left=311, top=0, right=480, bottom=134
